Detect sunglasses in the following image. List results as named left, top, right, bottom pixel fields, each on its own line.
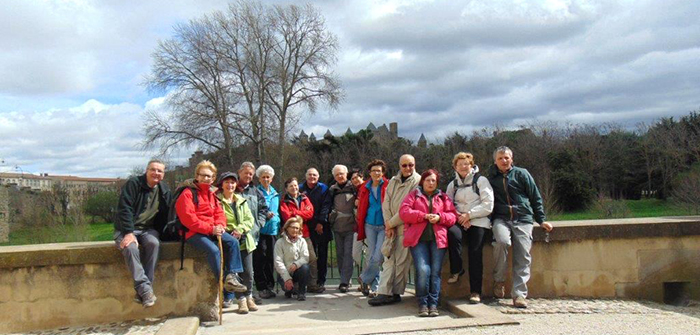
left=401, top=163, right=415, bottom=168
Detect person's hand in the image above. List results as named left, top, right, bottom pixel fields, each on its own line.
left=315, top=223, right=324, bottom=235
left=284, top=279, right=294, bottom=291
left=289, top=263, right=298, bottom=273
left=541, top=222, right=553, bottom=232
left=120, top=233, right=137, bottom=249
left=428, top=214, right=440, bottom=224
left=458, top=213, right=471, bottom=228
left=267, top=211, right=275, bottom=219
left=385, top=227, right=395, bottom=238
left=232, top=230, right=242, bottom=239
left=212, top=225, right=224, bottom=236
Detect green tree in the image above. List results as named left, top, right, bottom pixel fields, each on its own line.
left=84, top=191, right=119, bottom=223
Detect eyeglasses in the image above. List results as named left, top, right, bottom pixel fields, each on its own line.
left=198, top=173, right=214, bottom=179
left=401, top=163, right=415, bottom=168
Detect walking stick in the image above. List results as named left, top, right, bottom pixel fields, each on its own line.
left=217, top=235, right=224, bottom=325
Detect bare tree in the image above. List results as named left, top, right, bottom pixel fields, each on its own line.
left=142, top=1, right=342, bottom=167
left=266, top=3, right=343, bottom=178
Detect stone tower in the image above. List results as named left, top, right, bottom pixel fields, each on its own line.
left=418, top=133, right=427, bottom=148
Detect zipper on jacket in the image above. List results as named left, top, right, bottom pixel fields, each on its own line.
left=502, top=172, right=514, bottom=221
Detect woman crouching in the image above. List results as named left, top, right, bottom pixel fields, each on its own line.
left=399, top=169, right=457, bottom=317
left=274, top=216, right=310, bottom=301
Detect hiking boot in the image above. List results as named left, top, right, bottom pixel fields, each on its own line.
left=225, top=274, right=248, bottom=293
left=469, top=293, right=481, bottom=304
left=428, top=306, right=439, bottom=317
left=285, top=290, right=293, bottom=299
left=418, top=306, right=429, bottom=317
left=307, top=285, right=325, bottom=293
left=358, top=278, right=370, bottom=296
left=493, top=282, right=505, bottom=299
left=297, top=293, right=306, bottom=301
left=259, top=289, right=276, bottom=299
left=252, top=292, right=263, bottom=305
left=246, top=296, right=258, bottom=312
left=368, top=291, right=378, bottom=298
left=237, top=298, right=249, bottom=314
left=390, top=294, right=402, bottom=304
left=447, top=269, right=465, bottom=284
left=339, top=284, right=349, bottom=293
left=141, top=292, right=157, bottom=308
left=368, top=294, right=393, bottom=306
left=223, top=299, right=234, bottom=309
left=133, top=293, right=142, bottom=304
left=513, top=296, right=528, bottom=308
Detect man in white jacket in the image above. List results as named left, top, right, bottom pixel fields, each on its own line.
left=369, top=154, right=421, bottom=306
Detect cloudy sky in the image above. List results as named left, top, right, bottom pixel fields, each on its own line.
left=1, top=0, right=699, bottom=177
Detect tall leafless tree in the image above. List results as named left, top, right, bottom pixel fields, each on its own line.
left=142, top=1, right=342, bottom=167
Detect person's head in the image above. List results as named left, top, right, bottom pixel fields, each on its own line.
left=493, top=146, right=514, bottom=172
left=399, top=154, right=416, bottom=177
left=420, top=169, right=440, bottom=194
left=349, top=168, right=364, bottom=188
left=284, top=177, right=299, bottom=197
left=452, top=152, right=475, bottom=177
left=283, top=215, right=303, bottom=239
left=195, top=160, right=217, bottom=185
left=238, top=161, right=256, bottom=187
left=305, top=168, right=319, bottom=186
left=366, top=159, right=387, bottom=182
left=145, top=159, right=166, bottom=188
left=332, top=164, right=348, bottom=185
left=217, top=172, right=239, bottom=197
left=256, top=164, right=275, bottom=189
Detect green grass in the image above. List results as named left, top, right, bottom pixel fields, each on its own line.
left=549, top=198, right=695, bottom=221
left=1, top=220, right=114, bottom=246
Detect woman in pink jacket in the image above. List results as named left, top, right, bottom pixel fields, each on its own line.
left=399, top=169, right=457, bottom=317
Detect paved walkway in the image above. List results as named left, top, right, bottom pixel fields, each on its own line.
left=198, top=289, right=514, bottom=335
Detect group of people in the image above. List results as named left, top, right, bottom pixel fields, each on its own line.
left=113, top=145, right=553, bottom=317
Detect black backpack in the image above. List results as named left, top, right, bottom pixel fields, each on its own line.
left=450, top=172, right=481, bottom=200
left=163, top=185, right=198, bottom=270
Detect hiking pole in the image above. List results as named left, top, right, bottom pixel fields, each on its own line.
left=217, top=235, right=224, bottom=325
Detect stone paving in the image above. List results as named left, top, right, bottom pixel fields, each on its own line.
left=8, top=318, right=165, bottom=335
left=9, top=299, right=700, bottom=335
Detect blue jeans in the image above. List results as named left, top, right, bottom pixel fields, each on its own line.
left=187, top=233, right=244, bottom=300
left=410, top=241, right=446, bottom=308
left=360, top=224, right=385, bottom=291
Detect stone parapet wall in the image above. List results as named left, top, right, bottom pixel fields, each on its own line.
left=443, top=216, right=700, bottom=302
left=0, top=241, right=218, bottom=334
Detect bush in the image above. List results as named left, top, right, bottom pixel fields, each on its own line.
left=84, top=191, right=119, bottom=223
left=671, top=163, right=700, bottom=214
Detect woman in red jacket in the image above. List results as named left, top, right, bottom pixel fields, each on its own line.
left=355, top=159, right=389, bottom=296
left=399, top=169, right=457, bottom=317
left=278, top=177, right=317, bottom=291
left=175, top=160, right=246, bottom=304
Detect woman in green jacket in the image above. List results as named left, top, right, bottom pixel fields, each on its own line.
left=217, top=172, right=257, bottom=314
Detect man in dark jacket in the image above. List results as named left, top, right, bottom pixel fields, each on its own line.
left=487, top=146, right=553, bottom=309
left=114, top=159, right=172, bottom=307
left=300, top=167, right=332, bottom=293
left=329, top=164, right=356, bottom=293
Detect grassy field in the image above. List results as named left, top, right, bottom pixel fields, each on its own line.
left=1, top=220, right=114, bottom=246
left=548, top=198, right=696, bottom=221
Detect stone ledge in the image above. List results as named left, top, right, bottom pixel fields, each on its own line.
left=0, top=241, right=206, bottom=269
left=156, top=317, right=199, bottom=335
left=535, top=216, right=700, bottom=242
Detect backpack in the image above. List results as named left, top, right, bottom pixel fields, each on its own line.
left=450, top=172, right=481, bottom=200
left=163, top=185, right=198, bottom=270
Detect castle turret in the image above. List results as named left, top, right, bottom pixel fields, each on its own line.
left=418, top=133, right=427, bottom=148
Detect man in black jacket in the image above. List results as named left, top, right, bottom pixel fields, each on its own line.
left=114, top=159, right=172, bottom=307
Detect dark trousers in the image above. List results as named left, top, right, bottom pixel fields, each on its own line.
left=309, top=229, right=330, bottom=286
left=236, top=249, right=254, bottom=299
left=253, top=234, right=277, bottom=291
left=447, top=224, right=487, bottom=294
left=277, top=264, right=310, bottom=295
